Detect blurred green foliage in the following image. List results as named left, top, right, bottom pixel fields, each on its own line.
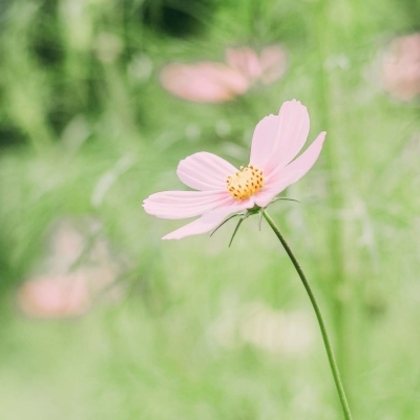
left=1, top=0, right=420, bottom=419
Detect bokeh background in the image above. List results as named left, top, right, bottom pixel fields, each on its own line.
left=1, top=0, right=420, bottom=418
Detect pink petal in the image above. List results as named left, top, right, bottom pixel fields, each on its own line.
left=160, top=62, right=250, bottom=103
left=143, top=190, right=231, bottom=220
left=249, top=114, right=279, bottom=170
left=225, top=47, right=262, bottom=80
left=253, top=190, right=280, bottom=208
left=254, top=131, right=326, bottom=208
left=162, top=199, right=253, bottom=240
left=17, top=275, right=91, bottom=319
left=250, top=100, right=310, bottom=174
left=382, top=34, right=420, bottom=101
left=177, top=152, right=237, bottom=191
left=259, top=45, right=287, bottom=84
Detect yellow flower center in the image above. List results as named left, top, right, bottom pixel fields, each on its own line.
left=226, top=164, right=264, bottom=200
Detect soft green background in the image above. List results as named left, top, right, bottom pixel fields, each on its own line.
left=1, top=0, right=420, bottom=418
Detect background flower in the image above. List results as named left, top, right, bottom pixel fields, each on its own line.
left=381, top=33, right=420, bottom=100
left=160, top=45, right=286, bottom=103
left=16, top=218, right=124, bottom=319
left=17, top=274, right=91, bottom=319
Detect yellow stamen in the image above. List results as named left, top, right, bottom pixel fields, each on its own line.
left=226, top=164, right=264, bottom=200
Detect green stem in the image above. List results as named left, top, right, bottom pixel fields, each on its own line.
left=262, top=210, right=352, bottom=420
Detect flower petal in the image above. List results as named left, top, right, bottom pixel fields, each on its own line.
left=253, top=190, right=280, bottom=209
left=160, top=63, right=250, bottom=103
left=143, top=190, right=231, bottom=219
left=250, top=100, right=310, bottom=174
left=254, top=131, right=326, bottom=208
left=225, top=47, right=262, bottom=80
left=177, top=152, right=237, bottom=191
left=162, top=199, right=253, bottom=240
left=249, top=114, right=279, bottom=170
left=260, top=45, right=287, bottom=84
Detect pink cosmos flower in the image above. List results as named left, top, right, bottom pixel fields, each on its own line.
left=225, top=45, right=287, bottom=85
left=17, top=274, right=91, bottom=319
left=381, top=33, right=420, bottom=101
left=16, top=218, right=123, bottom=319
left=143, top=99, right=326, bottom=240
left=160, top=46, right=287, bottom=103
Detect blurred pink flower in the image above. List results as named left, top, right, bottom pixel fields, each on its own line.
left=16, top=218, right=123, bottom=319
left=143, top=99, right=326, bottom=240
left=382, top=33, right=420, bottom=101
left=225, top=45, right=287, bottom=84
left=17, top=274, right=90, bottom=319
left=160, top=46, right=287, bottom=103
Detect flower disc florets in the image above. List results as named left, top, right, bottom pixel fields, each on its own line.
left=226, top=164, right=264, bottom=200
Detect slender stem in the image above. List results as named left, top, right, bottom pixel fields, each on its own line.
left=262, top=210, right=352, bottom=420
